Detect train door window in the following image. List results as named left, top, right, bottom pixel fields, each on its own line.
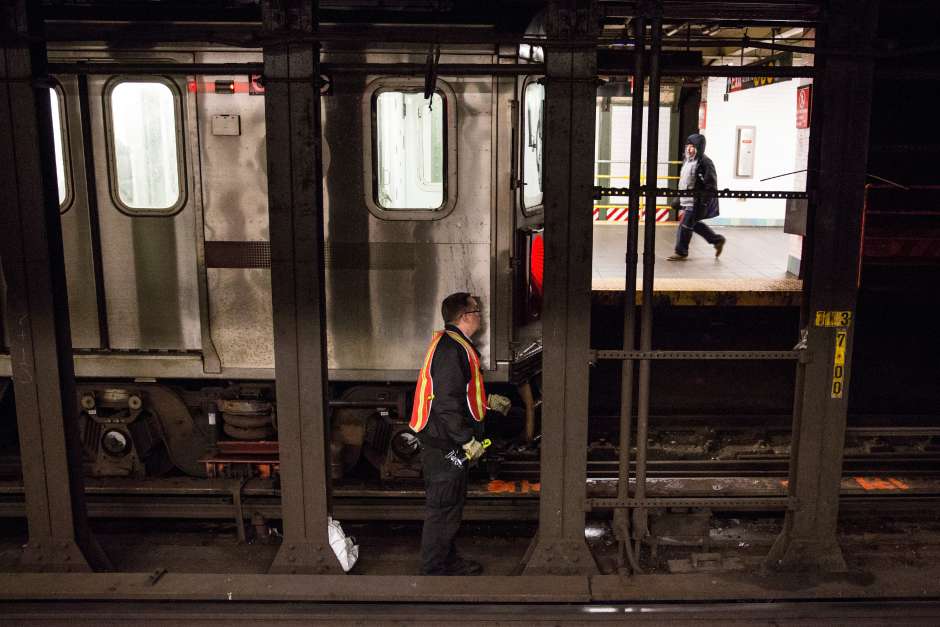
left=105, top=78, right=184, bottom=215
left=364, top=78, right=458, bottom=220
left=48, top=86, right=73, bottom=212
left=376, top=91, right=442, bottom=208
left=522, top=80, right=544, bottom=213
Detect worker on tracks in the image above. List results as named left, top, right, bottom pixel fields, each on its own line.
left=410, top=292, right=510, bottom=576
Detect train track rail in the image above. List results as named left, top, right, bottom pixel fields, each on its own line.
left=1, top=451, right=939, bottom=522
left=494, top=454, right=940, bottom=480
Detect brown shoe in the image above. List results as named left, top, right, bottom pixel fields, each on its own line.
left=666, top=253, right=688, bottom=261
left=714, top=237, right=726, bottom=258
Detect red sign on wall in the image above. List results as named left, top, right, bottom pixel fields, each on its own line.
left=796, top=84, right=812, bottom=129
left=698, top=101, right=707, bottom=130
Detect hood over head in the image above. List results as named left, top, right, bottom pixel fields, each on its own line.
left=686, top=133, right=706, bottom=156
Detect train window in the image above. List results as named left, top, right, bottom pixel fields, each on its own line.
left=48, top=86, right=72, bottom=212
left=376, top=91, right=443, bottom=209
left=105, top=78, right=184, bottom=215
left=364, top=78, right=458, bottom=220
left=522, top=80, right=545, bottom=213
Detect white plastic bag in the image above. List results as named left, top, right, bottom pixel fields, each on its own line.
left=328, top=516, right=359, bottom=572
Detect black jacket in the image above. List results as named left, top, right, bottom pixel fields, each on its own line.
left=687, top=133, right=720, bottom=219
left=418, top=324, right=482, bottom=452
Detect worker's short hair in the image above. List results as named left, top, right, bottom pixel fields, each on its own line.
left=441, top=292, right=476, bottom=324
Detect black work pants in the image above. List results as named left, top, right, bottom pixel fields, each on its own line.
left=420, top=462, right=468, bottom=575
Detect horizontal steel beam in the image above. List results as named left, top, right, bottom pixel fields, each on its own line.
left=48, top=62, right=263, bottom=75
left=594, top=187, right=810, bottom=199
left=0, top=354, right=516, bottom=383
left=591, top=350, right=802, bottom=361
left=587, top=496, right=798, bottom=510
left=661, top=65, right=814, bottom=78
left=42, top=22, right=549, bottom=46
left=46, top=62, right=544, bottom=76
left=0, top=497, right=538, bottom=522
left=600, top=1, right=822, bottom=24
left=45, top=61, right=812, bottom=81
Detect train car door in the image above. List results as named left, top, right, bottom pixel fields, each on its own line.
left=85, top=71, right=202, bottom=351
left=49, top=75, right=105, bottom=349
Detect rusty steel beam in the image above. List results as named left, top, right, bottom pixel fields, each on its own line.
left=0, top=0, right=108, bottom=572
left=766, top=0, right=878, bottom=573
left=261, top=0, right=343, bottom=575
left=522, top=0, right=599, bottom=577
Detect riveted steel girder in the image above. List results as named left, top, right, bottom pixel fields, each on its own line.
left=0, top=0, right=109, bottom=572
left=261, top=0, right=344, bottom=575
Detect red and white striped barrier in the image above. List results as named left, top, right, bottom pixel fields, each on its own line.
left=593, top=207, right=671, bottom=222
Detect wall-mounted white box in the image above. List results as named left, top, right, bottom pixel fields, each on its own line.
left=211, top=114, right=241, bottom=136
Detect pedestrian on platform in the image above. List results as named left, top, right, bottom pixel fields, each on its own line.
left=668, top=133, right=726, bottom=260
left=410, top=292, right=510, bottom=576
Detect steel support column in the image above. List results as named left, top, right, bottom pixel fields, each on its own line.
left=0, top=0, right=108, bottom=572
left=523, top=0, right=599, bottom=576
left=262, top=0, right=343, bottom=575
left=632, top=4, right=662, bottom=553
left=613, top=13, right=645, bottom=575
left=767, top=0, right=877, bottom=572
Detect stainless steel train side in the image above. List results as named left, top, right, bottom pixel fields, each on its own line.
left=0, top=43, right=542, bottom=384
left=0, top=43, right=544, bottom=478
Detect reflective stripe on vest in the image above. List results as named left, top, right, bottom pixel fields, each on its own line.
left=410, top=330, right=487, bottom=433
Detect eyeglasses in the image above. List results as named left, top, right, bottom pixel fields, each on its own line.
left=463, top=310, right=481, bottom=316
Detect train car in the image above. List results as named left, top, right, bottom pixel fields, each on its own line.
left=0, top=40, right=552, bottom=480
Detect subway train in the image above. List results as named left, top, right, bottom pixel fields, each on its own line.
left=1, top=40, right=559, bottom=480
left=3, top=29, right=936, bottom=486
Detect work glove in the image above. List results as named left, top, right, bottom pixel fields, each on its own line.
left=462, top=438, right=486, bottom=462
left=487, top=394, right=512, bottom=416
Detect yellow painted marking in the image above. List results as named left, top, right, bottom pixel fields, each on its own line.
left=831, top=328, right=847, bottom=398
left=815, top=310, right=852, bottom=327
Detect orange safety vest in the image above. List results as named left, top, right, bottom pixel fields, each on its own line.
left=410, top=330, right=487, bottom=433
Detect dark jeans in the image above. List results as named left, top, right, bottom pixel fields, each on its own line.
left=675, top=207, right=723, bottom=255
left=420, top=459, right=468, bottom=575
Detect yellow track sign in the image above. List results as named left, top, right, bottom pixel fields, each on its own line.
left=815, top=311, right=852, bottom=398
left=815, top=310, right=852, bottom=328
left=831, top=329, right=848, bottom=399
